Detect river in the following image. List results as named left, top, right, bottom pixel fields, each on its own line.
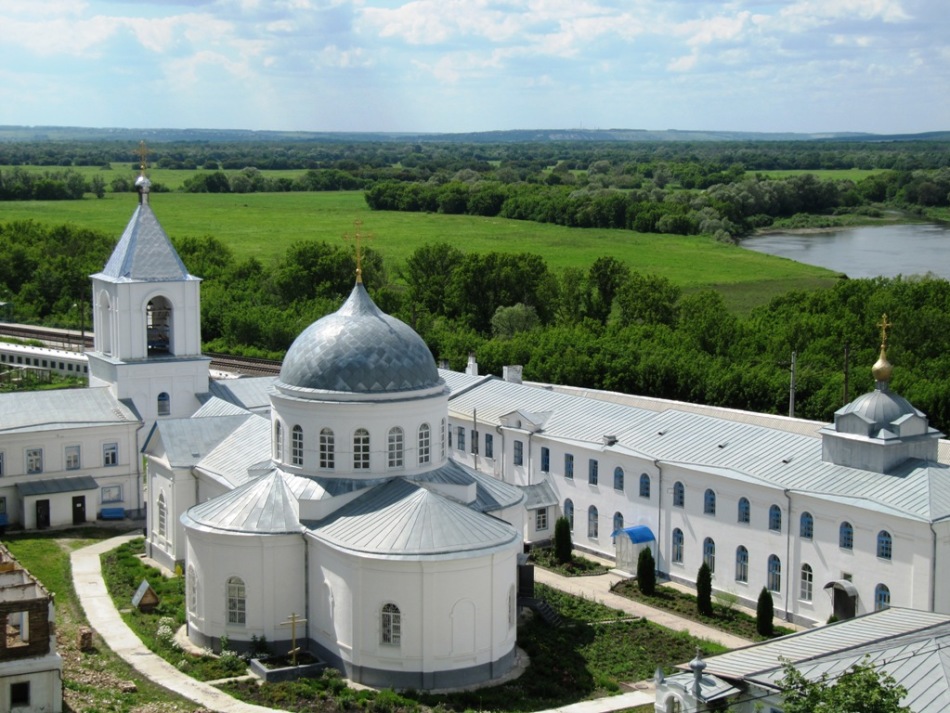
left=742, top=223, right=950, bottom=280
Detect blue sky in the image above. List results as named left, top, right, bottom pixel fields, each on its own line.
left=1, top=0, right=947, bottom=134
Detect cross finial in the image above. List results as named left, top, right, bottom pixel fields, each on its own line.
left=878, top=313, right=892, bottom=350
left=343, top=220, right=374, bottom=284
left=137, top=141, right=150, bottom=176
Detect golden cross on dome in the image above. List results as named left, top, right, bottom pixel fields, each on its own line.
left=878, top=313, right=892, bottom=350
left=137, top=141, right=150, bottom=176
left=343, top=220, right=374, bottom=283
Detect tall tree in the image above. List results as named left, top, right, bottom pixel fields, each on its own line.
left=697, top=563, right=713, bottom=616
left=778, top=657, right=910, bottom=713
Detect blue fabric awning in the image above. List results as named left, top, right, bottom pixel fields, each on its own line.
left=613, top=525, right=655, bottom=543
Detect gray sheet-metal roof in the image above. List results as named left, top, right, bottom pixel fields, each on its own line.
left=17, top=475, right=99, bottom=497
left=194, top=415, right=271, bottom=488
left=450, top=377, right=950, bottom=522
left=692, top=608, right=950, bottom=713
left=208, top=377, right=277, bottom=412
left=183, top=469, right=303, bottom=534
left=93, top=202, right=195, bottom=283
left=310, top=478, right=519, bottom=556
left=147, top=415, right=251, bottom=468
left=521, top=480, right=558, bottom=510
left=0, top=387, right=140, bottom=433
left=192, top=396, right=251, bottom=418
left=411, top=459, right=524, bottom=512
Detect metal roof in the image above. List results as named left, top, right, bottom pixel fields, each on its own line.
left=208, top=376, right=277, bottom=412
left=521, top=480, right=559, bottom=510
left=0, top=387, right=139, bottom=433
left=309, top=478, right=519, bottom=557
left=182, top=469, right=303, bottom=534
left=448, top=377, right=950, bottom=522
left=194, top=415, right=271, bottom=488
left=17, top=475, right=99, bottom=497
left=689, top=608, right=950, bottom=713
left=93, top=202, right=195, bottom=283
left=279, top=283, right=440, bottom=394
left=146, top=415, right=252, bottom=468
left=411, top=459, right=525, bottom=512
left=615, top=525, right=655, bottom=543
left=192, top=396, right=251, bottom=418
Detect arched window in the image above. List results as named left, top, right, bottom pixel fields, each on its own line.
left=588, top=505, right=599, bottom=539
left=440, top=418, right=446, bottom=459
left=735, top=546, right=748, bottom=583
left=98, top=292, right=113, bottom=356
left=767, top=555, right=782, bottom=592
left=613, top=512, right=624, bottom=535
left=320, top=428, right=334, bottom=469
left=157, top=392, right=170, bottom=416
left=800, top=564, right=813, bottom=601
left=875, top=584, right=891, bottom=611
left=737, top=497, right=750, bottom=524
left=800, top=511, right=814, bottom=539
left=353, top=428, right=370, bottom=470
left=381, top=603, right=401, bottom=645
left=146, top=296, right=172, bottom=355
left=187, top=565, right=197, bottom=613
left=672, top=528, right=684, bottom=564
left=839, top=521, right=854, bottom=550
left=157, top=492, right=167, bottom=539
left=769, top=505, right=782, bottom=532
left=227, top=576, right=246, bottom=625
left=639, top=473, right=650, bottom=498
left=673, top=481, right=685, bottom=508
left=704, top=489, right=716, bottom=516
left=877, top=530, right=892, bottom=559
left=564, top=499, right=574, bottom=530
left=613, top=467, right=624, bottom=491
left=703, top=537, right=716, bottom=573
left=418, top=423, right=431, bottom=465
left=291, top=425, right=303, bottom=466
left=274, top=421, right=283, bottom=460
left=388, top=427, right=404, bottom=468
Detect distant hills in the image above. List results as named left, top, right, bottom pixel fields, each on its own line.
left=1, top=124, right=948, bottom=144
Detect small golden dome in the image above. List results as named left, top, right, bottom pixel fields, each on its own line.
left=872, top=347, right=893, bottom=383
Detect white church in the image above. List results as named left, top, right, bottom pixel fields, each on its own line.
left=3, top=171, right=950, bottom=688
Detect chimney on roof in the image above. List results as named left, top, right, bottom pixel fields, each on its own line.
left=603, top=435, right=618, bottom=446
left=466, top=353, right=479, bottom=376
left=503, top=365, right=523, bottom=384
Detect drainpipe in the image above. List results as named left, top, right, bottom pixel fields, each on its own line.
left=784, top=489, right=792, bottom=621
left=930, top=522, right=938, bottom=612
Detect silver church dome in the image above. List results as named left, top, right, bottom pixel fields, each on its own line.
left=278, top=282, right=440, bottom=394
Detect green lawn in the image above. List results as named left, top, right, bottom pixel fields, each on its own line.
left=0, top=191, right=839, bottom=312
left=746, top=168, right=889, bottom=181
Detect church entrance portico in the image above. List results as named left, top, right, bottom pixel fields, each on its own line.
left=824, top=580, right=858, bottom=620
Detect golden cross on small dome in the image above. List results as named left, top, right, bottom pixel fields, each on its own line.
left=137, top=141, right=150, bottom=176
left=878, top=313, right=892, bottom=350
left=343, top=220, right=374, bottom=283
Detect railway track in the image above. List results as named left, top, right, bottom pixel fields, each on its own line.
left=0, top=323, right=282, bottom=377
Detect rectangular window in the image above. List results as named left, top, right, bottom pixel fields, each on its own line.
left=484, top=433, right=494, bottom=459
left=513, top=440, right=523, bottom=466
left=101, top=485, right=122, bottom=503
left=540, top=447, right=550, bottom=472
left=587, top=457, right=597, bottom=485
left=457, top=427, right=465, bottom=452
left=103, top=443, right=118, bottom=467
left=470, top=429, right=478, bottom=454
left=564, top=454, right=574, bottom=479
left=536, top=507, right=548, bottom=531
left=0, top=451, right=4, bottom=476
left=447, top=427, right=452, bottom=449
left=26, top=448, right=43, bottom=474
left=65, top=445, right=81, bottom=470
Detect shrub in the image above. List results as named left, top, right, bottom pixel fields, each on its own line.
left=637, top=547, right=656, bottom=596
left=697, top=563, right=713, bottom=616
left=554, top=516, right=573, bottom=564
left=757, top=587, right=774, bottom=636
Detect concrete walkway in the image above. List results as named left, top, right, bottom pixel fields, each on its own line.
left=71, top=534, right=746, bottom=713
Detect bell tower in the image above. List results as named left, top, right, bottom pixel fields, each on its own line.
left=86, top=149, right=210, bottom=424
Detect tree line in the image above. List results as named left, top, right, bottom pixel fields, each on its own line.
left=2, top=220, right=948, bottom=435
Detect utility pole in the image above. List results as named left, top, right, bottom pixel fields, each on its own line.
left=789, top=351, right=797, bottom=418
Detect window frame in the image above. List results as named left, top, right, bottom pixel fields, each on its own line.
left=535, top=507, right=548, bottom=531
left=735, top=546, right=748, bottom=583
left=875, top=583, right=891, bottom=611
left=387, top=427, right=404, bottom=469
left=839, top=521, right=854, bottom=550
left=227, top=576, right=247, bottom=626
left=613, top=466, right=624, bottom=492
left=565, top=453, right=574, bottom=479
left=639, top=473, right=650, bottom=499
left=587, top=505, right=598, bottom=539
left=353, top=428, right=370, bottom=470
left=877, top=530, right=892, bottom=560
left=564, top=499, right=574, bottom=530
left=800, top=563, right=813, bottom=602
left=673, top=481, right=685, bottom=508
left=672, top=528, right=684, bottom=564
left=485, top=433, right=494, bottom=459
left=291, top=425, right=304, bottom=466
left=513, top=440, right=523, bottom=466
left=703, top=537, right=716, bottom=573
left=768, top=504, right=782, bottom=532
left=65, top=444, right=81, bottom=471
left=704, top=489, right=716, bottom=516
left=738, top=497, right=750, bottom=524
left=26, top=447, right=43, bottom=474
left=767, top=554, right=782, bottom=592
left=320, top=427, right=335, bottom=469
left=540, top=447, right=550, bottom=473
left=418, top=423, right=431, bottom=465
left=381, top=603, right=401, bottom=645
left=800, top=511, right=814, bottom=539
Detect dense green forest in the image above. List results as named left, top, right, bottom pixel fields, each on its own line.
left=1, top=219, right=948, bottom=434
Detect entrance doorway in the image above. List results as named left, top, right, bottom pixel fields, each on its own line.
left=824, top=580, right=857, bottom=620
left=36, top=500, right=50, bottom=529
left=72, top=495, right=86, bottom=525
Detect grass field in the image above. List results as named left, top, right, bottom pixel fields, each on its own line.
left=0, top=190, right=839, bottom=313
left=747, top=168, right=888, bottom=181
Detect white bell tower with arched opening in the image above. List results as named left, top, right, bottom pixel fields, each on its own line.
left=87, top=176, right=210, bottom=423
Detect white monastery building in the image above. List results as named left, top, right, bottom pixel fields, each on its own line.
left=3, top=173, right=950, bottom=688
